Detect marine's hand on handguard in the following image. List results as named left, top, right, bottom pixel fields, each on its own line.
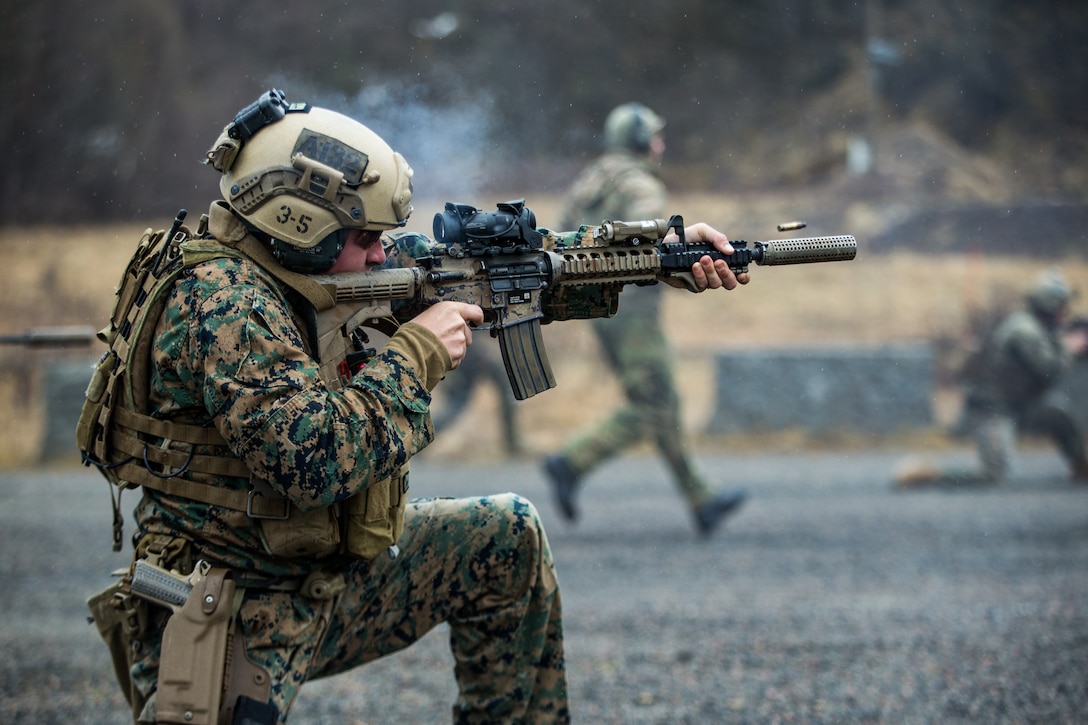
left=660, top=223, right=750, bottom=291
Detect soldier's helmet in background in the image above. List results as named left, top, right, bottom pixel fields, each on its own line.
left=1027, top=269, right=1074, bottom=319
left=604, top=102, right=665, bottom=154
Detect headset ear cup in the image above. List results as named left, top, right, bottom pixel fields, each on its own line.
left=605, top=103, right=664, bottom=153
left=268, top=228, right=349, bottom=273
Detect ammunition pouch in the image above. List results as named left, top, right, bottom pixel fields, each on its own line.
left=249, top=477, right=342, bottom=559
left=254, top=466, right=410, bottom=562
left=75, top=348, right=118, bottom=470
left=136, top=533, right=194, bottom=574
left=342, top=465, right=409, bottom=560
left=257, top=504, right=342, bottom=559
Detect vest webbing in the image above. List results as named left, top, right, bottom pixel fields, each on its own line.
left=86, top=217, right=332, bottom=516
left=83, top=207, right=409, bottom=560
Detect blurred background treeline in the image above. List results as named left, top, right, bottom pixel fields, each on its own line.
left=2, top=0, right=1088, bottom=465
left=2, top=0, right=1087, bottom=224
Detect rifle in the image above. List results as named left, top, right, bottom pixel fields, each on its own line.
left=312, top=199, right=857, bottom=400
left=0, top=325, right=97, bottom=347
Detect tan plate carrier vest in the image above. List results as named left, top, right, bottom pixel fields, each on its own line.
left=76, top=204, right=406, bottom=561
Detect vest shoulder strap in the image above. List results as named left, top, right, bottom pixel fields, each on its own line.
left=77, top=215, right=288, bottom=538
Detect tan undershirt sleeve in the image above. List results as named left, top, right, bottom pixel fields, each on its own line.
left=383, top=321, right=453, bottom=392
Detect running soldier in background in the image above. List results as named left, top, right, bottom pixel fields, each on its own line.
left=897, top=271, right=1088, bottom=487
left=542, top=103, right=748, bottom=536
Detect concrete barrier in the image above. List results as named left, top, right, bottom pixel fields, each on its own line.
left=708, top=344, right=935, bottom=435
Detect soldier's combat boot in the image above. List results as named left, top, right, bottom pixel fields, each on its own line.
left=893, top=458, right=944, bottom=488
left=543, top=455, right=580, bottom=522
left=694, top=488, right=747, bottom=537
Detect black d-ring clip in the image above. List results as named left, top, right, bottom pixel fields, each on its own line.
left=142, top=442, right=195, bottom=479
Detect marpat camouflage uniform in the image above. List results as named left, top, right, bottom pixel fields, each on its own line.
left=954, top=307, right=1087, bottom=482
left=128, top=226, right=569, bottom=723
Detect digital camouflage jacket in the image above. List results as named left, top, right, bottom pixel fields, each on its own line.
left=131, top=213, right=446, bottom=580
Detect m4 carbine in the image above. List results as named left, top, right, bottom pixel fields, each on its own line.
left=312, top=199, right=857, bottom=400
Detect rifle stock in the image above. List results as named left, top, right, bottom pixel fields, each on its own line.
left=311, top=201, right=857, bottom=400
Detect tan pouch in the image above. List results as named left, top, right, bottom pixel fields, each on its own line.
left=343, top=465, right=408, bottom=559
left=259, top=506, right=341, bottom=558
left=251, top=477, right=341, bottom=558
left=156, top=568, right=235, bottom=725
left=75, top=350, right=119, bottom=461
left=87, top=578, right=148, bottom=720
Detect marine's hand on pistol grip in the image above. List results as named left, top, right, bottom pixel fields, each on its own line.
left=411, top=301, right=484, bottom=368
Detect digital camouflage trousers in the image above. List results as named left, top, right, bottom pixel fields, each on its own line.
left=970, top=401, right=1087, bottom=482
left=132, top=494, right=569, bottom=724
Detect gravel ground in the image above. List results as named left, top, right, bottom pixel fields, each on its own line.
left=2, top=445, right=1087, bottom=724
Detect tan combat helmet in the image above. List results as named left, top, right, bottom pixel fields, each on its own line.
left=604, top=102, right=665, bottom=154
left=206, top=89, right=414, bottom=272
